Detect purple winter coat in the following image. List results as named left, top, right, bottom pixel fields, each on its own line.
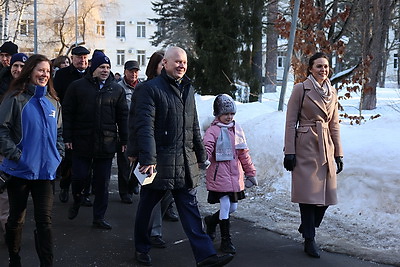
left=203, top=119, right=256, bottom=193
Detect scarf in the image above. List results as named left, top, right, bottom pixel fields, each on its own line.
left=308, top=74, right=333, bottom=103
left=215, top=121, right=248, bottom=161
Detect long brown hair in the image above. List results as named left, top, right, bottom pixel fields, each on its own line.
left=145, top=51, right=164, bottom=80
left=9, top=54, right=58, bottom=100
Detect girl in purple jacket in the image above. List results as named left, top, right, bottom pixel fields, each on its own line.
left=203, top=94, right=257, bottom=254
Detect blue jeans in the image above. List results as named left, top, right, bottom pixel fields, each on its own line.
left=7, top=177, right=54, bottom=266
left=71, top=156, right=112, bottom=220
left=135, top=187, right=216, bottom=263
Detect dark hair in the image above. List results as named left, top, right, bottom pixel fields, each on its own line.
left=307, top=52, right=330, bottom=76
left=53, top=55, right=70, bottom=68
left=9, top=54, right=58, bottom=100
left=145, top=51, right=164, bottom=80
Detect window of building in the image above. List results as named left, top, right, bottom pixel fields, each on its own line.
left=137, top=22, right=146, bottom=38
left=394, top=53, right=398, bottom=69
left=116, top=21, right=125, bottom=38
left=117, top=50, right=125, bottom=66
left=54, top=20, right=62, bottom=35
left=277, top=51, right=286, bottom=68
left=96, top=21, right=105, bottom=36
left=137, top=50, right=146, bottom=66
left=20, top=19, right=34, bottom=36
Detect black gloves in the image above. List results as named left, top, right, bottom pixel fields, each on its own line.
left=284, top=154, right=296, bottom=171
left=335, top=156, right=343, bottom=174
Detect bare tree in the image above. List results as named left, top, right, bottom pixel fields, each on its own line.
left=264, top=0, right=278, bottom=93
left=358, top=0, right=397, bottom=110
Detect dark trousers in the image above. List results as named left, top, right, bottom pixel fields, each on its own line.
left=6, top=177, right=54, bottom=266
left=71, top=156, right=112, bottom=220
left=116, top=149, right=137, bottom=196
left=299, top=203, right=328, bottom=239
left=135, top=187, right=216, bottom=263
left=59, top=150, right=92, bottom=196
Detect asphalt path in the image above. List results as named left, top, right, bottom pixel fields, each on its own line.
left=0, top=178, right=391, bottom=267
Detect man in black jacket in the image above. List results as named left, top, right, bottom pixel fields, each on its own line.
left=54, top=46, right=91, bottom=205
left=127, top=46, right=233, bottom=266
left=63, top=51, right=128, bottom=230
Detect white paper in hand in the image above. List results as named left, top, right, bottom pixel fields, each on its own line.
left=133, top=164, right=156, bottom=185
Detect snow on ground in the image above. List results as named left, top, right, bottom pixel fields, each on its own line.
left=195, top=84, right=400, bottom=266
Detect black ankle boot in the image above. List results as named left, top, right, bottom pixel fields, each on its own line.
left=219, top=219, right=236, bottom=254
left=204, top=211, right=219, bottom=240
left=304, top=238, right=320, bottom=258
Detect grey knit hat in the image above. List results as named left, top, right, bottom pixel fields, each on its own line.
left=213, top=94, right=236, bottom=117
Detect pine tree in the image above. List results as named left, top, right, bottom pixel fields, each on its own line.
left=150, top=0, right=193, bottom=52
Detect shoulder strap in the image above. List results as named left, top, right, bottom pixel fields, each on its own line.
left=295, top=83, right=306, bottom=128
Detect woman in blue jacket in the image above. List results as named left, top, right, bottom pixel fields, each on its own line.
left=0, top=54, right=64, bottom=267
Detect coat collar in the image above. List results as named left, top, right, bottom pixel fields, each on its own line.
left=303, top=78, right=328, bottom=116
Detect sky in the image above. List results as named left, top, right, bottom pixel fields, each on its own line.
left=195, top=82, right=400, bottom=266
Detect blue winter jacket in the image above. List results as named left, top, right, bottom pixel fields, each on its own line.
left=0, top=85, right=64, bottom=180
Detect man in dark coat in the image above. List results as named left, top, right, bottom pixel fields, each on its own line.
left=62, top=51, right=128, bottom=230
left=53, top=46, right=91, bottom=205
left=127, top=46, right=233, bottom=267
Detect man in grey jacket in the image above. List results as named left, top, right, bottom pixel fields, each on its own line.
left=117, top=60, right=141, bottom=203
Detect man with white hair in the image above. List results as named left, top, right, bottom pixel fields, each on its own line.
left=127, top=46, right=233, bottom=266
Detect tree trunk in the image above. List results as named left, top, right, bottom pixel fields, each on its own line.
left=250, top=0, right=264, bottom=99
left=362, top=0, right=392, bottom=110
left=264, top=0, right=278, bottom=93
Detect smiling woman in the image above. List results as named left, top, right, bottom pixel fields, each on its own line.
left=283, top=52, right=343, bottom=259
left=0, top=54, right=64, bottom=266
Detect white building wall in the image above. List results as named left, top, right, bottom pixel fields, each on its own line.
left=84, top=0, right=161, bottom=79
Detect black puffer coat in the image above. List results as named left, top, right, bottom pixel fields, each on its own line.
left=127, top=69, right=206, bottom=190
left=62, top=72, right=128, bottom=158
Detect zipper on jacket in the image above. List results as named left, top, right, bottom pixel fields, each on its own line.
left=213, top=163, right=219, bottom=181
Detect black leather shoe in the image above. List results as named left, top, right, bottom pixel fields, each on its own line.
left=59, top=188, right=69, bottom=203
left=150, top=236, right=166, bottom=248
left=135, top=251, right=152, bottom=266
left=68, top=202, right=80, bottom=220
left=304, top=238, right=320, bottom=258
left=92, top=220, right=112, bottom=230
left=120, top=194, right=133, bottom=204
left=197, top=254, right=234, bottom=267
left=81, top=196, right=93, bottom=207
left=163, top=204, right=179, bottom=222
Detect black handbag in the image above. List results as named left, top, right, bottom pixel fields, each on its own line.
left=0, top=170, right=12, bottom=194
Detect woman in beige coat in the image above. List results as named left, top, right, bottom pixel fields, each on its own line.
left=284, top=52, right=343, bottom=258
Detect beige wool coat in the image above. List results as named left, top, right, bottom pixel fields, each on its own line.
left=284, top=78, right=343, bottom=205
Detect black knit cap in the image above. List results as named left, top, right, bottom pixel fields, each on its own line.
left=0, top=41, right=18, bottom=55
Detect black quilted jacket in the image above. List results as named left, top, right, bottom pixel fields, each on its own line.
left=127, top=69, right=206, bottom=190
left=62, top=72, right=128, bottom=158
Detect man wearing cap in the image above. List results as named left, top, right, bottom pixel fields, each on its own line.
left=0, top=53, right=27, bottom=101
left=62, top=51, right=128, bottom=230
left=54, top=46, right=90, bottom=205
left=116, top=60, right=141, bottom=204
left=0, top=41, right=18, bottom=70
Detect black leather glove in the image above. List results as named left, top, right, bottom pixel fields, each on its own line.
left=335, top=156, right=343, bottom=174
left=283, top=154, right=296, bottom=171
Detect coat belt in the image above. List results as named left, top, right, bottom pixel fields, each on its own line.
left=299, top=121, right=331, bottom=169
